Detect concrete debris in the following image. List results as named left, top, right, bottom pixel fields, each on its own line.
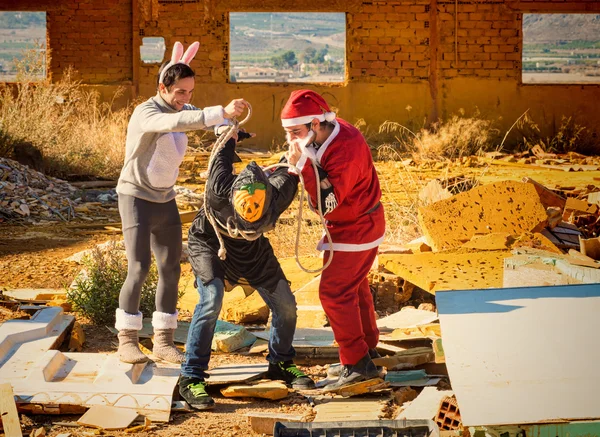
left=392, top=386, right=418, bottom=406
left=579, top=236, right=600, bottom=260
left=368, top=271, right=413, bottom=312
left=220, top=380, right=288, bottom=400
left=220, top=285, right=269, bottom=324
left=418, top=180, right=548, bottom=251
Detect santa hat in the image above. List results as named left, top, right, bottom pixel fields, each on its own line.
left=281, top=89, right=336, bottom=127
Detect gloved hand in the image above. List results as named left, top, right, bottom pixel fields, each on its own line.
left=237, top=130, right=252, bottom=142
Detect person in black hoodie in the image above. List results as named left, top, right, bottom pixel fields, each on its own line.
left=179, top=133, right=315, bottom=410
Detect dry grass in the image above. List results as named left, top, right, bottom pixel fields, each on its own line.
left=515, top=113, right=599, bottom=155
left=376, top=109, right=501, bottom=161
left=0, top=49, right=132, bottom=179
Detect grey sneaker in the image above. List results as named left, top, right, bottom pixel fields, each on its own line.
left=322, top=353, right=380, bottom=393
left=327, top=349, right=382, bottom=377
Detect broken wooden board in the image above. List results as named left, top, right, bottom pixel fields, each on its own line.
left=0, top=308, right=178, bottom=422
left=564, top=197, right=599, bottom=216
left=77, top=405, right=138, bottom=430
left=1, top=289, right=66, bottom=302
left=254, top=328, right=335, bottom=348
left=205, top=363, right=268, bottom=385
left=376, top=308, right=438, bottom=333
left=246, top=412, right=304, bottom=435
left=418, top=180, right=548, bottom=251
left=566, top=249, right=600, bottom=268
left=436, top=284, right=600, bottom=426
left=333, top=378, right=389, bottom=397
left=221, top=380, right=288, bottom=400
left=381, top=323, right=441, bottom=341
left=396, top=387, right=453, bottom=420
left=580, top=236, right=600, bottom=260
left=313, top=397, right=389, bottom=422
left=522, top=177, right=566, bottom=210
left=0, top=383, right=23, bottom=437
left=380, top=251, right=508, bottom=293
left=372, top=347, right=435, bottom=370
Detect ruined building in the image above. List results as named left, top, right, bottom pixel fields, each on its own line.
left=3, top=0, right=600, bottom=143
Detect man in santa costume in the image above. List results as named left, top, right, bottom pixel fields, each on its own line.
left=282, top=89, right=385, bottom=391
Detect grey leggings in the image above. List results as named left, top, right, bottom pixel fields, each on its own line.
left=118, top=194, right=181, bottom=314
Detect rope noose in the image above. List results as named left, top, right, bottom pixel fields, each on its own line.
left=203, top=102, right=333, bottom=274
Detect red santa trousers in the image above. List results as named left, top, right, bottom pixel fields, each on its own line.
left=319, top=247, right=379, bottom=365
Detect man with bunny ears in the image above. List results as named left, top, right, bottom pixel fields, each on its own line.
left=282, top=90, right=386, bottom=392
left=115, top=41, right=247, bottom=366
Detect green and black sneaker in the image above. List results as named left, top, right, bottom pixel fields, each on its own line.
left=179, top=376, right=215, bottom=410
left=267, top=360, right=316, bottom=390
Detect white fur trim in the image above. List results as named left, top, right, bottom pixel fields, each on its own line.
left=317, top=234, right=385, bottom=252
left=324, top=112, right=336, bottom=122
left=282, top=113, right=326, bottom=127
left=115, top=308, right=143, bottom=331
left=203, top=105, right=225, bottom=127
left=152, top=311, right=179, bottom=330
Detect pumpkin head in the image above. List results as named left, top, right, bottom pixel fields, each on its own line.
left=233, top=182, right=267, bottom=223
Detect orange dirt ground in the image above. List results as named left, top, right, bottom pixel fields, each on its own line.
left=0, top=159, right=598, bottom=436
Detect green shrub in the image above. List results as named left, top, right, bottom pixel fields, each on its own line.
left=67, top=242, right=161, bottom=326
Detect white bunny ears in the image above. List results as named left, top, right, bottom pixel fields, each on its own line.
left=158, top=41, right=200, bottom=85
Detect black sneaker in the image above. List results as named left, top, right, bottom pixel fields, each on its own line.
left=328, top=349, right=382, bottom=377
left=267, top=361, right=316, bottom=390
left=322, top=353, right=380, bottom=393
left=179, top=376, right=215, bottom=410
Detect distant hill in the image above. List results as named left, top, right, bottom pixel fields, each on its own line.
left=523, top=14, right=600, bottom=43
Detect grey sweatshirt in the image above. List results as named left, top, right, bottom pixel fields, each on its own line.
left=116, top=93, right=224, bottom=203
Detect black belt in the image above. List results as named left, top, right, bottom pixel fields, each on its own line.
left=364, top=201, right=381, bottom=215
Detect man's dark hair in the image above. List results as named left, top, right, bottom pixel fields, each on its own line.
left=157, top=62, right=195, bottom=90
left=305, top=121, right=335, bottom=130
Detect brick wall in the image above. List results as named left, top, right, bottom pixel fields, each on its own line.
left=438, top=1, right=521, bottom=79
left=348, top=1, right=432, bottom=82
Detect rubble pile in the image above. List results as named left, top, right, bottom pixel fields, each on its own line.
left=0, top=157, right=119, bottom=224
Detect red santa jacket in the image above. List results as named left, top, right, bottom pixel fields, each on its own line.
left=295, top=118, right=385, bottom=252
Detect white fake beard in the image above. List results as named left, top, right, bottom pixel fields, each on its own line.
left=289, top=130, right=315, bottom=151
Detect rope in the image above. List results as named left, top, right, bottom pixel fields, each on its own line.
left=203, top=103, right=333, bottom=274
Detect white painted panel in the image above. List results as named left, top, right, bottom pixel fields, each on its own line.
left=437, top=284, right=600, bottom=426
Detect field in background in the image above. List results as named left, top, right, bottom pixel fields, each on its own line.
left=0, top=12, right=45, bottom=81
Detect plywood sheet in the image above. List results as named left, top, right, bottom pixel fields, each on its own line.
left=436, top=284, right=600, bottom=426
left=77, top=405, right=138, bottom=430
left=313, top=398, right=387, bottom=422
left=206, top=363, right=268, bottom=385
left=0, top=383, right=22, bottom=437
left=0, top=308, right=178, bottom=422
left=376, top=309, right=438, bottom=332
left=254, top=328, right=335, bottom=348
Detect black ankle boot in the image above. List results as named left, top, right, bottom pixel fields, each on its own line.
left=323, top=353, right=380, bottom=392
left=328, top=348, right=382, bottom=378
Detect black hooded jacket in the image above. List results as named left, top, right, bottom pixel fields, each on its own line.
left=187, top=138, right=299, bottom=291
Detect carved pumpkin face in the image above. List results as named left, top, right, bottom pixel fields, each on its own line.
left=233, top=182, right=267, bottom=223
